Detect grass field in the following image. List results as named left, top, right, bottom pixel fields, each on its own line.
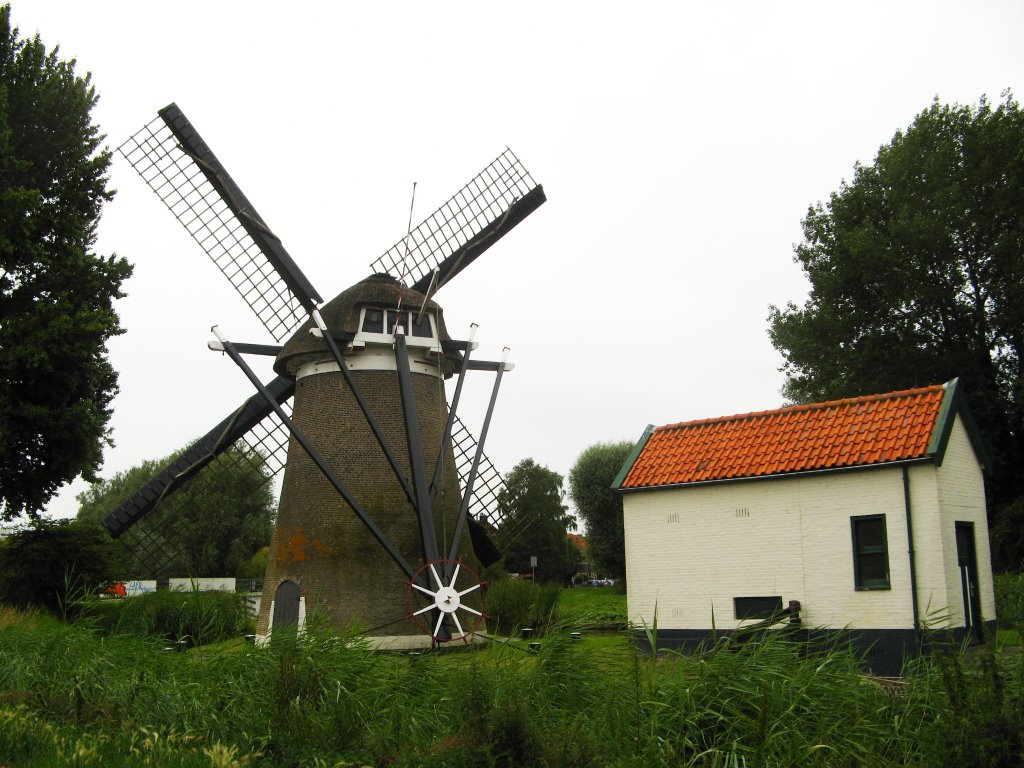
left=1, top=591, right=1023, bottom=767
left=558, top=584, right=628, bottom=629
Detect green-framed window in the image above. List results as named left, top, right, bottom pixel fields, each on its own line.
left=851, top=514, right=890, bottom=590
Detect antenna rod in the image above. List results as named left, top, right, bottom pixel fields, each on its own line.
left=395, top=181, right=417, bottom=316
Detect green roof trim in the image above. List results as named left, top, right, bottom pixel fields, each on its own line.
left=927, top=378, right=992, bottom=471
left=611, top=424, right=654, bottom=491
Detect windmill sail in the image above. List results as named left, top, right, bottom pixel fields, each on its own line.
left=118, top=104, right=319, bottom=341
left=369, top=148, right=545, bottom=292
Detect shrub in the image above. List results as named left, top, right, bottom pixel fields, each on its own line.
left=0, top=520, right=120, bottom=615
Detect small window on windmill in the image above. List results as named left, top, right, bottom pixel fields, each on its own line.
left=411, top=311, right=433, bottom=338
left=387, top=310, right=406, bottom=335
left=362, top=308, right=384, bottom=334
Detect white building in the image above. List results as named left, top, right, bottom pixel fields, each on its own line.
left=613, top=380, right=995, bottom=675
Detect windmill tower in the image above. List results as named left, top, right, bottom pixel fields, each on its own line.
left=103, top=104, right=546, bottom=645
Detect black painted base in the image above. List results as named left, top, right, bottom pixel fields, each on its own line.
left=635, top=620, right=999, bottom=677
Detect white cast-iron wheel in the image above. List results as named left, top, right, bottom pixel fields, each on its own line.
left=408, top=559, right=485, bottom=643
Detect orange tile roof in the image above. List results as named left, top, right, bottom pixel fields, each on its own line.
left=565, top=533, right=589, bottom=553
left=619, top=384, right=947, bottom=489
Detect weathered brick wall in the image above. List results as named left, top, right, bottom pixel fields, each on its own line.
left=256, top=367, right=479, bottom=637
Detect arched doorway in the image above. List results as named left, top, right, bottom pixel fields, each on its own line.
left=272, top=580, right=301, bottom=628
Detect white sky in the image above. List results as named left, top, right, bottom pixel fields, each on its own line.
left=13, top=1, right=1022, bottom=523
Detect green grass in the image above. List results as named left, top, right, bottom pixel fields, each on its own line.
left=81, top=589, right=254, bottom=648
left=997, top=627, right=1022, bottom=648
left=558, top=585, right=628, bottom=629
left=2, top=597, right=1023, bottom=767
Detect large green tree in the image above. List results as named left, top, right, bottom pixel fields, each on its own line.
left=768, top=92, right=1024, bottom=568
left=498, top=459, right=577, bottom=584
left=76, top=446, right=275, bottom=578
left=568, top=441, right=632, bottom=579
left=0, top=518, right=120, bottom=614
left=0, top=5, right=132, bottom=519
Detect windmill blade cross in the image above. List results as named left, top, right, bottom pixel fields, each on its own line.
left=111, top=105, right=544, bottom=592
left=118, top=104, right=320, bottom=341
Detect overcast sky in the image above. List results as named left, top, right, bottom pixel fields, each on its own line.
left=12, top=1, right=1023, bottom=524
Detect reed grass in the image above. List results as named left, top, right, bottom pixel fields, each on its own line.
left=82, top=588, right=253, bottom=648
left=0, top=604, right=1021, bottom=767
left=485, top=580, right=560, bottom=634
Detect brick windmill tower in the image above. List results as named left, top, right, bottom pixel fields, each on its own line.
left=102, top=104, right=545, bottom=646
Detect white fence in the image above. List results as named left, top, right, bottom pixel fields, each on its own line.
left=168, top=577, right=236, bottom=593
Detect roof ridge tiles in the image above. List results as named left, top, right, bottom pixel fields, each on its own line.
left=654, top=383, right=944, bottom=433
left=622, top=383, right=950, bottom=489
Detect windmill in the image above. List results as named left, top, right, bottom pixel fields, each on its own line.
left=102, top=104, right=546, bottom=646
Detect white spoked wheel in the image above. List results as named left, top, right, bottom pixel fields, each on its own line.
left=408, top=558, right=486, bottom=644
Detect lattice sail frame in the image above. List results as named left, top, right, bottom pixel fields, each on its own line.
left=119, top=404, right=293, bottom=578
left=450, top=415, right=527, bottom=551
left=118, top=115, right=306, bottom=341
left=370, top=148, right=538, bottom=289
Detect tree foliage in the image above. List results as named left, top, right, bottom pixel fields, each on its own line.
left=498, top=459, right=577, bottom=584
left=768, top=92, right=1024, bottom=566
left=76, top=446, right=275, bottom=578
left=0, top=5, right=132, bottom=519
left=568, top=440, right=632, bottom=578
left=0, top=518, right=120, bottom=613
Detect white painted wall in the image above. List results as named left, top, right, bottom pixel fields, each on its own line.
left=624, top=467, right=917, bottom=631
left=935, top=417, right=996, bottom=625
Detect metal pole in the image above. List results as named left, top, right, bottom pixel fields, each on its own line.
left=429, top=325, right=477, bottom=504
left=393, top=329, right=447, bottom=640
left=445, top=348, right=511, bottom=576
left=393, top=330, right=441, bottom=566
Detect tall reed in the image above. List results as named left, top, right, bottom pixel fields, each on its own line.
left=2, top=605, right=1022, bottom=767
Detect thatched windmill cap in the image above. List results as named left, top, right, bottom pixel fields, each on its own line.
left=275, top=273, right=460, bottom=378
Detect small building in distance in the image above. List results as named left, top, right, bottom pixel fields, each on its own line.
left=613, top=380, right=996, bottom=675
left=566, top=532, right=594, bottom=579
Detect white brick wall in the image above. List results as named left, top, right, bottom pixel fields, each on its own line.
left=623, top=413, right=994, bottom=633
left=934, top=417, right=995, bottom=625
